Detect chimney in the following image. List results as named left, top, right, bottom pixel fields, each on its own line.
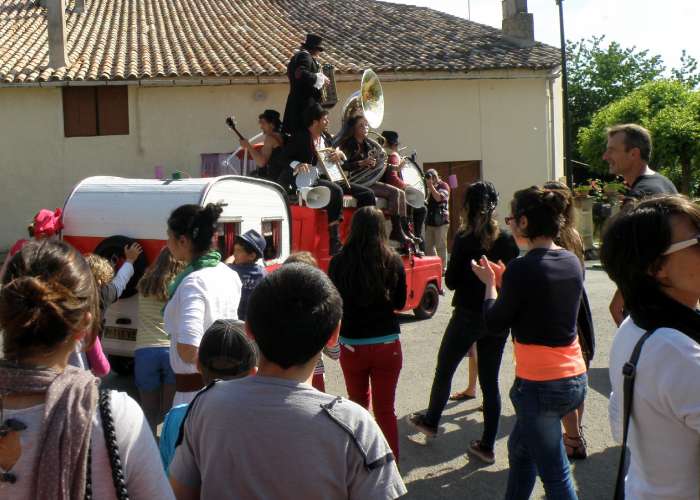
left=47, top=0, right=70, bottom=68
left=502, top=0, right=535, bottom=47
left=75, top=0, right=85, bottom=14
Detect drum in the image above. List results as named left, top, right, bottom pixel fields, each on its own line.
left=401, top=157, right=427, bottom=207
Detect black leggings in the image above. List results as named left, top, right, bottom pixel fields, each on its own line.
left=317, top=179, right=376, bottom=223
left=424, top=307, right=508, bottom=450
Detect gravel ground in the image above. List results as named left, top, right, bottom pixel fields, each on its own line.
left=105, top=262, right=620, bottom=499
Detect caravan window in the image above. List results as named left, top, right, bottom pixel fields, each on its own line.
left=217, top=221, right=241, bottom=259
left=261, top=219, right=283, bottom=261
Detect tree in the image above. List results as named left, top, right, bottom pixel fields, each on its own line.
left=578, top=80, right=700, bottom=194
left=567, top=36, right=665, bottom=157
left=671, top=50, right=700, bottom=89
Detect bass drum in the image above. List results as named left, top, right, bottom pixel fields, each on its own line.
left=401, top=157, right=427, bottom=203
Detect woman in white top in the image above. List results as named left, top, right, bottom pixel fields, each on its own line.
left=0, top=240, right=173, bottom=500
left=602, top=195, right=700, bottom=500
left=164, top=203, right=242, bottom=406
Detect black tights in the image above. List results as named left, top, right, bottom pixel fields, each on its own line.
left=424, top=307, right=508, bottom=450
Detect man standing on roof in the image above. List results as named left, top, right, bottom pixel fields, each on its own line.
left=282, top=34, right=330, bottom=136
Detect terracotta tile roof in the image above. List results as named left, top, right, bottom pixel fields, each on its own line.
left=0, top=0, right=561, bottom=84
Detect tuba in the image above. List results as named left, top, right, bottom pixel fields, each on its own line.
left=334, top=69, right=387, bottom=187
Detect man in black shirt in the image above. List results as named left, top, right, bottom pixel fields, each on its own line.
left=603, top=123, right=678, bottom=324
left=603, top=123, right=678, bottom=201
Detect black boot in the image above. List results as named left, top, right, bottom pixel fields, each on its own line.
left=329, top=224, right=342, bottom=256
left=401, top=216, right=422, bottom=245
left=389, top=215, right=409, bottom=245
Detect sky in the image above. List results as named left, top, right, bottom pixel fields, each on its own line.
left=382, top=0, right=700, bottom=69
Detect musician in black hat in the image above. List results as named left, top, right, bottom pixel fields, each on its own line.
left=282, top=34, right=330, bottom=136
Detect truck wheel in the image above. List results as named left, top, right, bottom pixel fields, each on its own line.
left=109, top=355, right=134, bottom=376
left=413, top=283, right=439, bottom=319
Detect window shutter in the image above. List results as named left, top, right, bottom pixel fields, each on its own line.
left=63, top=87, right=97, bottom=137
left=97, top=86, right=129, bottom=135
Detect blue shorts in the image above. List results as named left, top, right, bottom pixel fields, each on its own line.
left=134, top=347, right=176, bottom=391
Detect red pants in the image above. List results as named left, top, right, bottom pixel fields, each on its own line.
left=340, top=340, right=403, bottom=460
left=312, top=373, right=326, bottom=392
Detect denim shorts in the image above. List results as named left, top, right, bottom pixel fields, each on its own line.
left=134, top=347, right=176, bottom=391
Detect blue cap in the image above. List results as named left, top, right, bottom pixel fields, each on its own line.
left=235, top=229, right=267, bottom=259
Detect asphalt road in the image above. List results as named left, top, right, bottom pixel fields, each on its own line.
left=105, top=263, right=619, bottom=500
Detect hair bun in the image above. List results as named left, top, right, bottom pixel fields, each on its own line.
left=0, top=276, right=68, bottom=349
left=541, top=189, right=567, bottom=215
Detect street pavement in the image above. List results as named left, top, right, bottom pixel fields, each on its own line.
left=105, top=263, right=619, bottom=499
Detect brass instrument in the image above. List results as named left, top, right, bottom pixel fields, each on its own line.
left=320, top=64, right=338, bottom=109
left=335, top=69, right=387, bottom=187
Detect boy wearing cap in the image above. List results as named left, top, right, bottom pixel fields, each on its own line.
left=227, top=229, right=268, bottom=320
left=169, top=264, right=406, bottom=500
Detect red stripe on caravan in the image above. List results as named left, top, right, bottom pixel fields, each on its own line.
left=63, top=235, right=167, bottom=264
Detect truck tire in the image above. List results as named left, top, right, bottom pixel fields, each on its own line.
left=413, top=282, right=439, bottom=319
left=94, top=235, right=148, bottom=299
left=108, top=355, right=134, bottom=376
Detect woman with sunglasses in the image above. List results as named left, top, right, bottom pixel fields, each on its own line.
left=472, top=186, right=587, bottom=499
left=602, top=195, right=700, bottom=500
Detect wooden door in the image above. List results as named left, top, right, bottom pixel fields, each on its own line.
left=424, top=161, right=481, bottom=249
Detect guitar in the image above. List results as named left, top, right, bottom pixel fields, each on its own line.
left=225, top=116, right=246, bottom=141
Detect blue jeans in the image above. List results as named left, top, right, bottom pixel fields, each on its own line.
left=134, top=347, right=176, bottom=391
left=505, top=374, right=587, bottom=500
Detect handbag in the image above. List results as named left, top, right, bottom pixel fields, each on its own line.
left=613, top=329, right=656, bottom=500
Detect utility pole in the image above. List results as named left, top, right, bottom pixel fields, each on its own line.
left=556, top=0, right=574, bottom=187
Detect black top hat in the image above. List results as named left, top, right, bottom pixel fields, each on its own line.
left=301, top=34, right=324, bottom=52
left=381, top=131, right=399, bottom=146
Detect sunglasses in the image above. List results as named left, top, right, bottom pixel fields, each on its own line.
left=663, top=235, right=700, bottom=255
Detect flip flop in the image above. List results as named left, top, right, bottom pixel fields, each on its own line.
left=449, top=391, right=476, bottom=401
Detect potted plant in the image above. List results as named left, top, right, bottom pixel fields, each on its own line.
left=573, top=184, right=591, bottom=198
left=602, top=181, right=627, bottom=203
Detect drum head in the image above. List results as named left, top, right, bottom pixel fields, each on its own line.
left=401, top=158, right=426, bottom=199
left=295, top=168, right=319, bottom=189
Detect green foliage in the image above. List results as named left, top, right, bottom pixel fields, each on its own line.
left=577, top=80, right=700, bottom=193
left=567, top=36, right=665, bottom=157
left=671, top=50, right=700, bottom=89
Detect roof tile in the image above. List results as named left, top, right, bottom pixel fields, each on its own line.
left=0, top=0, right=560, bottom=84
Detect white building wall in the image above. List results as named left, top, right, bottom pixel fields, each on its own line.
left=0, top=72, right=562, bottom=249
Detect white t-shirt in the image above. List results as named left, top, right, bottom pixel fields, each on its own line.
left=609, top=318, right=700, bottom=500
left=164, top=263, right=241, bottom=404
left=0, top=391, right=174, bottom=500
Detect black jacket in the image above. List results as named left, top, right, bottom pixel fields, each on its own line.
left=275, top=129, right=333, bottom=191
left=328, top=253, right=407, bottom=340
left=282, top=51, right=322, bottom=134
left=339, top=137, right=373, bottom=172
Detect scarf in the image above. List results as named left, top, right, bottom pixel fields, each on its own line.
left=631, top=289, right=700, bottom=344
left=0, top=362, right=98, bottom=500
left=166, top=250, right=222, bottom=302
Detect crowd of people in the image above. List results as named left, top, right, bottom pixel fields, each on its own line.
left=0, top=31, right=698, bottom=500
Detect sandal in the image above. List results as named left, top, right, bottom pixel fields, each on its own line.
left=449, top=390, right=476, bottom=401
left=467, top=440, right=496, bottom=464
left=563, top=432, right=587, bottom=460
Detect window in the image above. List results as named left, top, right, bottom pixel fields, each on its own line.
left=63, top=86, right=129, bottom=137
left=216, top=221, right=241, bottom=259
left=261, top=219, right=283, bottom=260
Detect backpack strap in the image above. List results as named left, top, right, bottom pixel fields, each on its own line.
left=614, top=329, right=656, bottom=500
left=98, top=389, right=129, bottom=500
